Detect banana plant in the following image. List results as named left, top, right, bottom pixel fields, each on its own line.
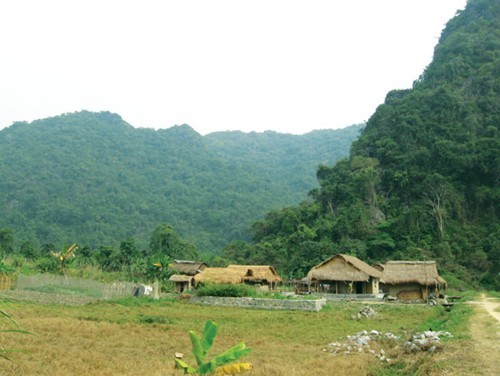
left=174, top=320, right=252, bottom=375
left=51, top=243, right=78, bottom=274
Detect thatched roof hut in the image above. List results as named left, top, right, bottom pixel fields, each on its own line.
left=307, top=254, right=381, bottom=282
left=169, top=274, right=195, bottom=293
left=193, top=268, right=246, bottom=285
left=170, top=260, right=208, bottom=276
left=227, top=265, right=283, bottom=283
left=373, top=261, right=447, bottom=287
left=169, top=274, right=195, bottom=283
left=307, top=254, right=381, bottom=294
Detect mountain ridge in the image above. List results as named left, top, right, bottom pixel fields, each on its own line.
left=0, top=111, right=362, bottom=251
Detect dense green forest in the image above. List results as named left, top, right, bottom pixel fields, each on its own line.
left=227, top=0, right=499, bottom=289
left=0, top=111, right=360, bottom=252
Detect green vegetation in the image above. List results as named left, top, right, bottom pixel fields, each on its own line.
left=234, top=0, right=499, bottom=289
left=174, top=320, right=252, bottom=375
left=137, top=314, right=170, bottom=325
left=0, top=112, right=359, bottom=253
left=196, top=284, right=257, bottom=298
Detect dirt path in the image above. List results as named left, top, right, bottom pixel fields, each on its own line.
left=478, top=295, right=500, bottom=322
left=466, top=294, right=500, bottom=375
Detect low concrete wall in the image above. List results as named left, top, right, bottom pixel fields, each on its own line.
left=313, top=293, right=384, bottom=302
left=190, top=296, right=327, bottom=312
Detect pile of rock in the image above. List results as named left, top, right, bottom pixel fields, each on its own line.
left=352, top=306, right=377, bottom=319
left=323, top=329, right=453, bottom=361
left=323, top=330, right=399, bottom=362
left=403, top=330, right=452, bottom=353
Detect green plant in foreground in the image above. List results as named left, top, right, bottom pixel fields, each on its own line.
left=174, top=320, right=252, bottom=375
left=0, top=305, right=32, bottom=361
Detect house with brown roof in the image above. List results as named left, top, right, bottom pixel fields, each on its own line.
left=227, top=265, right=283, bottom=290
left=168, top=260, right=208, bottom=293
left=373, top=261, right=447, bottom=301
left=193, top=265, right=283, bottom=290
left=168, top=274, right=195, bottom=293
left=193, top=267, right=246, bottom=285
left=170, top=260, right=208, bottom=275
left=307, top=254, right=381, bottom=294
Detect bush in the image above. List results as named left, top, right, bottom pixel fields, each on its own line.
left=35, top=257, right=59, bottom=273
left=137, top=314, right=170, bottom=325
left=196, top=284, right=256, bottom=297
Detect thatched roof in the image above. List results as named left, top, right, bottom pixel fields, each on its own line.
left=227, top=265, right=283, bottom=283
left=307, top=254, right=381, bottom=282
left=170, top=260, right=208, bottom=276
left=169, top=274, right=194, bottom=283
left=375, top=261, right=447, bottom=286
left=193, top=268, right=245, bottom=285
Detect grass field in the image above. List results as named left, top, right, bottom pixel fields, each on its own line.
left=0, top=293, right=477, bottom=376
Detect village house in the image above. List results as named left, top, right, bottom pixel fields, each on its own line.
left=373, top=261, right=447, bottom=301
left=307, top=254, right=381, bottom=294
left=193, top=267, right=246, bottom=285
left=169, top=260, right=208, bottom=275
left=227, top=265, right=283, bottom=290
left=168, top=260, right=208, bottom=293
left=193, top=265, right=283, bottom=290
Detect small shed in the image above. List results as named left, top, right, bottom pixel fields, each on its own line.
left=170, top=260, right=208, bottom=276
left=193, top=267, right=246, bottom=285
left=373, top=261, right=447, bottom=301
left=307, top=254, right=381, bottom=294
left=227, top=265, right=283, bottom=290
left=169, top=274, right=195, bottom=293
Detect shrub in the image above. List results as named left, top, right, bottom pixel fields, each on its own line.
left=196, top=284, right=256, bottom=297
left=35, top=257, right=59, bottom=273
left=137, top=314, right=170, bottom=325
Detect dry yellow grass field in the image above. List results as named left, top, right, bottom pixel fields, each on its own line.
left=0, top=296, right=479, bottom=375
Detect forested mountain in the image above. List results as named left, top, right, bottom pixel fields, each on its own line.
left=0, top=111, right=361, bottom=251
left=239, top=0, right=499, bottom=288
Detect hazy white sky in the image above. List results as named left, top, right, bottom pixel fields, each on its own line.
left=0, top=0, right=466, bottom=135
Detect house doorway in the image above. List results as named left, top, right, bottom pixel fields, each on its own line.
left=355, top=282, right=364, bottom=294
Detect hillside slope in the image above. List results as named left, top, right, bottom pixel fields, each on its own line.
left=0, top=111, right=360, bottom=251
left=247, top=0, right=499, bottom=288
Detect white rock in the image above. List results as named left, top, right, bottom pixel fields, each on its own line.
left=356, top=336, right=370, bottom=346
left=424, top=331, right=434, bottom=338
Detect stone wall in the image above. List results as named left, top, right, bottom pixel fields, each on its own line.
left=189, top=296, right=327, bottom=312
left=314, top=293, right=384, bottom=302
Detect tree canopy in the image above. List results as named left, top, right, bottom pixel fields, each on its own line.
left=241, top=0, right=499, bottom=289
left=0, top=111, right=360, bottom=252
